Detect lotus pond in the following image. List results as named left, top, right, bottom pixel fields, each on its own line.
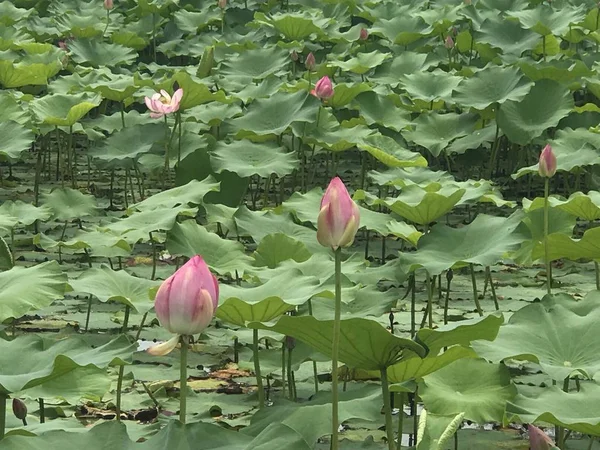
left=3, top=0, right=600, bottom=449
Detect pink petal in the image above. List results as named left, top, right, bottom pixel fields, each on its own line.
left=160, top=90, right=171, bottom=103
left=147, top=335, right=180, bottom=356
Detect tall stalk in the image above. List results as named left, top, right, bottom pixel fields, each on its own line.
left=253, top=329, right=265, bottom=408
left=380, top=369, right=395, bottom=450
left=0, top=394, right=5, bottom=440
left=544, top=178, right=551, bottom=295
left=469, top=264, right=483, bottom=316
left=331, top=247, right=343, bottom=450
left=307, top=299, right=319, bottom=394
left=180, top=335, right=188, bottom=423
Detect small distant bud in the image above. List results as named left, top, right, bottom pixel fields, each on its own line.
left=285, top=336, right=296, bottom=350
left=538, top=144, right=557, bottom=178
left=290, top=50, right=299, bottom=62
left=445, top=35, right=454, bottom=49
left=12, top=398, right=27, bottom=421
left=218, top=0, right=226, bottom=9
left=305, top=52, right=316, bottom=71
left=359, top=28, right=368, bottom=41
left=104, top=0, right=113, bottom=10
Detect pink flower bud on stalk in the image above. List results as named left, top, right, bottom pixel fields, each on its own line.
left=538, top=144, right=557, bottom=178
left=104, top=0, right=113, bottom=10
left=529, top=425, right=557, bottom=450
left=147, top=256, right=219, bottom=356
left=144, top=88, right=183, bottom=119
left=218, top=0, right=226, bottom=9
left=12, top=398, right=27, bottom=423
left=359, top=28, right=368, bottom=41
left=317, top=177, right=360, bottom=250
left=311, top=76, right=334, bottom=100
left=58, top=41, right=68, bottom=51
left=445, top=35, right=454, bottom=49
left=305, top=52, right=316, bottom=71
left=290, top=50, right=299, bottom=62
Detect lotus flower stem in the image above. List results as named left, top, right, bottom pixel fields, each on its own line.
left=396, top=392, right=405, bottom=450
left=281, top=342, right=286, bottom=398
left=444, top=270, right=453, bottom=325
left=486, top=267, right=499, bottom=310
left=595, top=262, right=600, bottom=290
left=542, top=35, right=546, bottom=62
left=0, top=394, right=5, bottom=440
left=152, top=13, right=157, bottom=62
left=253, top=329, right=265, bottom=408
left=380, top=369, right=395, bottom=450
left=425, top=271, right=433, bottom=328
left=120, top=102, right=126, bottom=128
left=84, top=296, right=93, bottom=332
left=410, top=274, right=416, bottom=337
left=331, top=247, right=343, bottom=450
left=102, top=9, right=110, bottom=37
left=307, top=299, right=319, bottom=394
left=115, top=366, right=125, bottom=421
left=179, top=335, right=188, bottom=423
left=544, top=178, right=551, bottom=295
left=38, top=398, right=45, bottom=423
left=411, top=389, right=418, bottom=446
left=587, top=436, right=596, bottom=450
left=469, top=264, right=483, bottom=316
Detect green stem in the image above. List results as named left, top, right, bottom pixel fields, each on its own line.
left=542, top=35, right=546, bottom=61
left=595, top=261, right=600, bottom=290
left=84, top=296, right=93, bottom=332
left=120, top=102, right=126, bottom=128
left=177, top=111, right=182, bottom=166
left=380, top=369, right=395, bottom=450
left=39, top=398, right=45, bottom=423
left=396, top=392, right=404, bottom=450
left=102, top=9, right=110, bottom=37
left=425, top=272, right=433, bottom=328
left=134, top=312, right=148, bottom=341
left=316, top=106, right=322, bottom=128
left=544, top=178, right=551, bottom=295
left=587, top=436, right=596, bottom=450
left=115, top=365, right=125, bottom=421
left=557, top=377, right=570, bottom=447
left=307, top=299, right=319, bottom=394
left=487, top=267, right=499, bottom=310
left=331, top=247, right=343, bottom=450
left=0, top=394, right=5, bottom=440
left=180, top=335, right=188, bottom=424
left=444, top=272, right=451, bottom=325
left=122, top=305, right=130, bottom=333
left=470, top=264, right=483, bottom=316
left=281, top=342, right=286, bottom=398
left=152, top=13, right=157, bottom=62
left=253, top=329, right=265, bottom=408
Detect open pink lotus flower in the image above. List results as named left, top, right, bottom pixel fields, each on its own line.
left=311, top=76, right=334, bottom=100
left=144, top=88, right=183, bottom=119
left=317, top=177, right=360, bottom=250
left=538, top=143, right=557, bottom=178
left=147, top=255, right=219, bottom=356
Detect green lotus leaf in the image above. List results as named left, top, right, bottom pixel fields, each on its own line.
left=0, top=334, right=133, bottom=395
left=210, top=140, right=298, bottom=178
left=173, top=8, right=220, bottom=34
left=251, top=315, right=427, bottom=370
left=0, top=1, right=32, bottom=25
left=68, top=39, right=137, bottom=67
left=34, top=228, right=132, bottom=258
left=473, top=298, right=600, bottom=380
left=383, top=185, right=466, bottom=225
left=41, top=188, right=97, bottom=221
left=129, top=176, right=219, bottom=212
left=231, top=90, right=320, bottom=138
left=217, top=270, right=323, bottom=326
left=513, top=128, right=600, bottom=178
left=0, top=120, right=34, bottom=161
left=400, top=69, right=462, bottom=104
left=69, top=265, right=159, bottom=314
left=420, top=359, right=516, bottom=423
left=0, top=236, right=12, bottom=271
left=353, top=91, right=411, bottom=132
left=328, top=82, right=371, bottom=108
left=508, top=5, right=586, bottom=36
left=475, top=17, right=540, bottom=58
left=254, top=233, right=311, bottom=269
left=497, top=79, right=573, bottom=145
left=172, top=71, right=230, bottom=110
left=252, top=11, right=329, bottom=40
left=0, top=60, right=62, bottom=88
left=32, top=93, right=102, bottom=127
left=399, top=213, right=525, bottom=275
left=88, top=73, right=139, bottom=102
left=111, top=31, right=148, bottom=51
left=522, top=60, right=592, bottom=86
left=402, top=112, right=478, bottom=157
left=530, top=228, right=600, bottom=262
left=506, top=383, right=600, bottom=436
left=371, top=16, right=433, bottom=45
left=220, top=46, right=290, bottom=80
left=329, top=51, right=391, bottom=75
left=452, top=65, right=533, bottom=110
left=387, top=220, right=422, bottom=246
left=447, top=124, right=498, bottom=155
left=187, top=102, right=242, bottom=126
left=0, top=260, right=66, bottom=323
left=358, top=134, right=428, bottom=168
left=231, top=76, right=285, bottom=103
left=525, top=191, right=600, bottom=221
left=372, top=52, right=433, bottom=88
left=166, top=220, right=254, bottom=277
left=298, top=118, right=376, bottom=152
left=90, top=123, right=165, bottom=164
left=0, top=91, right=29, bottom=123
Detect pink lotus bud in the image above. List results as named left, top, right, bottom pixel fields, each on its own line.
left=104, top=0, right=113, bottom=10
left=317, top=177, right=360, bottom=250
left=529, top=425, right=556, bottom=450
left=538, top=144, right=557, bottom=178
left=144, top=88, right=183, bottom=119
left=305, top=52, right=316, bottom=71
left=218, top=0, right=226, bottom=8
left=359, top=28, right=368, bottom=41
left=12, top=398, right=27, bottom=421
left=290, top=50, right=299, bottom=62
left=58, top=41, right=68, bottom=51
left=151, top=255, right=219, bottom=346
left=464, top=0, right=472, bottom=4
left=310, top=76, right=334, bottom=100
left=445, top=35, right=454, bottom=49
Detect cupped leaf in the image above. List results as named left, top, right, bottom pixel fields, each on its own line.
left=253, top=233, right=311, bottom=269
left=251, top=315, right=427, bottom=370
left=400, top=70, right=462, bottom=104
left=0, top=60, right=62, bottom=88
left=90, top=123, right=165, bottom=164
left=353, top=92, right=412, bottom=132
left=473, top=298, right=600, bottom=380
left=358, top=134, right=428, bottom=168
left=0, top=261, right=67, bottom=323
left=253, top=11, right=329, bottom=41
left=220, top=46, right=290, bottom=80
left=68, top=39, right=137, bottom=67
left=329, top=51, right=391, bottom=75
left=217, top=270, right=322, bottom=326
left=211, top=140, right=298, bottom=178
left=32, top=93, right=102, bottom=127
left=129, top=177, right=219, bottom=212
left=416, top=410, right=465, bottom=450
left=0, top=121, right=34, bottom=161
left=166, top=220, right=254, bottom=277
left=41, top=188, right=97, bottom=221
left=508, top=5, right=586, bottom=36
left=419, top=359, right=517, bottom=423
left=0, top=334, right=134, bottom=394
left=69, top=265, right=159, bottom=314
left=497, top=79, right=574, bottom=145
